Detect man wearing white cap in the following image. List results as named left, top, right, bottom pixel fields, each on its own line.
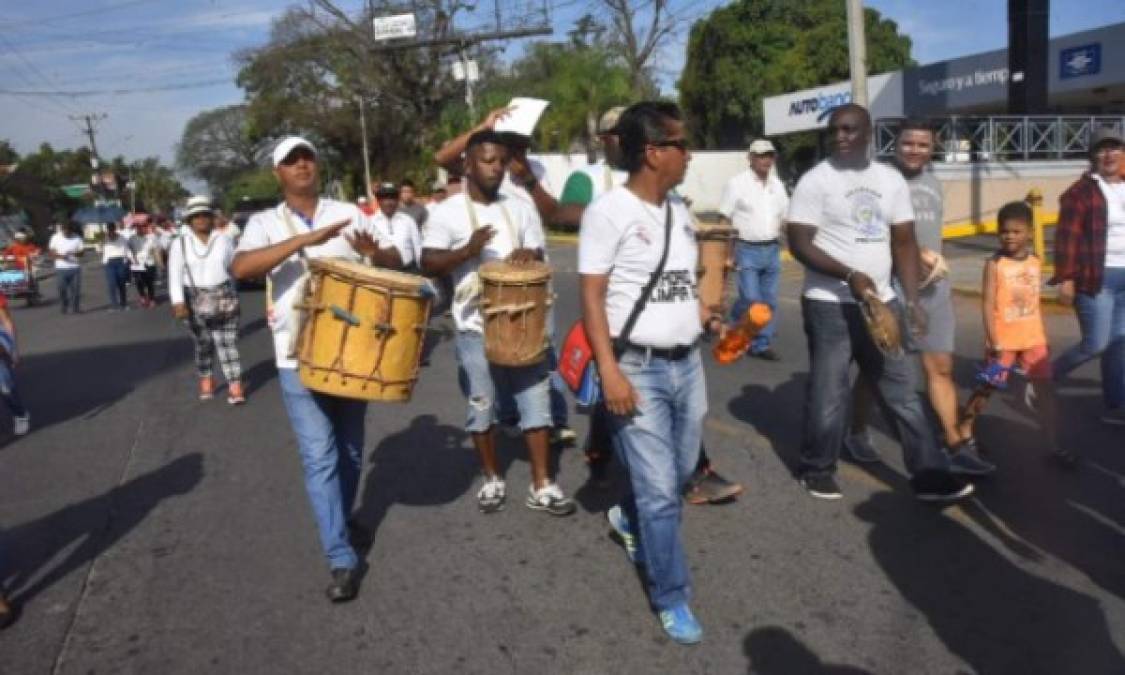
left=719, top=139, right=789, bottom=360
left=230, top=136, right=408, bottom=602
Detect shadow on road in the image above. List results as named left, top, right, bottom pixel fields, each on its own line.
left=2, top=454, right=204, bottom=607
left=727, top=373, right=808, bottom=474
left=743, top=626, right=872, bottom=674
left=855, top=491, right=1125, bottom=674
left=352, top=414, right=473, bottom=551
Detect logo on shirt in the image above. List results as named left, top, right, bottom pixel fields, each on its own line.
left=847, top=188, right=887, bottom=241
left=651, top=269, right=697, bottom=304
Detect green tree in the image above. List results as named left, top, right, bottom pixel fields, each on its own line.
left=680, top=0, right=914, bottom=167
left=176, top=105, right=262, bottom=194
left=223, top=167, right=281, bottom=212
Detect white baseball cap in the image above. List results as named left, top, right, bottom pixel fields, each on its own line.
left=183, top=195, right=214, bottom=219
left=272, top=136, right=317, bottom=167
left=748, top=139, right=777, bottom=155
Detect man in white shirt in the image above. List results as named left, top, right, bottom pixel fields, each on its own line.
left=49, top=222, right=85, bottom=314
left=580, top=102, right=718, bottom=645
left=786, top=104, right=971, bottom=503
left=371, top=182, right=422, bottom=270
left=230, top=136, right=406, bottom=603
left=720, top=139, right=789, bottom=360
left=421, top=129, right=576, bottom=518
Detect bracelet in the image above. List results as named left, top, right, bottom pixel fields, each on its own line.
left=523, top=177, right=538, bottom=191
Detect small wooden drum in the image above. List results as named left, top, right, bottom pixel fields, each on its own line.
left=296, top=258, right=432, bottom=401
left=696, top=225, right=736, bottom=314
left=478, top=260, right=551, bottom=367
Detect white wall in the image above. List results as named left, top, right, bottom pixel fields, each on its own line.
left=530, top=150, right=750, bottom=213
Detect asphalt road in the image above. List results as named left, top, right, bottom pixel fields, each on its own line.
left=2, top=247, right=1123, bottom=675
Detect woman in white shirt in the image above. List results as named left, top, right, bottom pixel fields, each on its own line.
left=127, top=223, right=159, bottom=308
left=168, top=196, right=245, bottom=405
left=101, top=222, right=134, bottom=310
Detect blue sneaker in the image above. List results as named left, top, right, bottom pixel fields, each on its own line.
left=606, top=505, right=643, bottom=565
left=659, top=604, right=703, bottom=645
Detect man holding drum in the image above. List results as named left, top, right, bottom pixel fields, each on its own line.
left=230, top=136, right=407, bottom=603
left=422, top=130, right=576, bottom=517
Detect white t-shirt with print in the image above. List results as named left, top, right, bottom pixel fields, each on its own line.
left=371, top=211, right=422, bottom=269
left=49, top=233, right=83, bottom=270
left=578, top=187, right=702, bottom=348
left=787, top=159, right=914, bottom=303
left=422, top=192, right=545, bottom=333
left=236, top=198, right=398, bottom=369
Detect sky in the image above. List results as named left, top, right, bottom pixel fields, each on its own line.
left=2, top=0, right=1124, bottom=179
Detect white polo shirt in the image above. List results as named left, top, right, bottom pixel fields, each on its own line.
left=787, top=159, right=914, bottom=304
left=718, top=169, right=789, bottom=242
left=422, top=192, right=545, bottom=333
left=371, top=210, right=422, bottom=268
left=578, top=187, right=702, bottom=348
left=49, top=233, right=84, bottom=270
left=236, top=198, right=398, bottom=368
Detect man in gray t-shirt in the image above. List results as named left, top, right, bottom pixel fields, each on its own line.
left=845, top=120, right=995, bottom=476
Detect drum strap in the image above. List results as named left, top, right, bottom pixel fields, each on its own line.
left=464, top=195, right=519, bottom=247
left=279, top=206, right=314, bottom=358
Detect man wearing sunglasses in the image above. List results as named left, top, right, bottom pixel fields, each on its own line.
left=786, top=104, right=972, bottom=503
left=230, top=136, right=408, bottom=603
left=580, top=101, right=720, bottom=644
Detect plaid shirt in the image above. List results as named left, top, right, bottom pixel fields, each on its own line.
left=1050, top=172, right=1108, bottom=295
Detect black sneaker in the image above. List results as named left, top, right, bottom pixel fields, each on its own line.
left=684, top=468, right=743, bottom=504
left=750, top=348, right=781, bottom=362
left=800, top=474, right=843, bottom=500
left=947, top=440, right=997, bottom=476
left=911, top=470, right=974, bottom=502
left=325, top=567, right=359, bottom=603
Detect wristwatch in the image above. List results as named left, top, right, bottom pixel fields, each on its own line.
left=522, top=176, right=538, bottom=191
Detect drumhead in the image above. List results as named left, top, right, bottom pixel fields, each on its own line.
left=308, top=257, right=427, bottom=292
left=696, top=226, right=737, bottom=241
left=478, top=260, right=551, bottom=283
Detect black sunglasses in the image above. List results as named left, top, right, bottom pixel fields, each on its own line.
left=650, top=138, right=689, bottom=152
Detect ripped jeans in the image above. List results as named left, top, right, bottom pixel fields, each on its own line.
left=455, top=330, right=551, bottom=434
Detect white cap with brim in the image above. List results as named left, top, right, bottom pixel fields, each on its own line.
left=183, top=195, right=214, bottom=219
left=272, top=136, right=317, bottom=167
left=748, top=139, right=777, bottom=155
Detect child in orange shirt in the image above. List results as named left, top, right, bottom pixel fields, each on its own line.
left=958, top=201, right=1071, bottom=465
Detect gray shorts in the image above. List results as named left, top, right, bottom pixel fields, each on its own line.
left=897, top=278, right=955, bottom=354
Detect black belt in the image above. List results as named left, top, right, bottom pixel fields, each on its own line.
left=738, top=238, right=779, bottom=246
left=615, top=340, right=698, bottom=361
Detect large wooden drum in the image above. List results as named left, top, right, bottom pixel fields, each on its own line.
left=296, top=258, right=432, bottom=401
left=478, top=260, right=551, bottom=367
left=696, top=226, right=736, bottom=314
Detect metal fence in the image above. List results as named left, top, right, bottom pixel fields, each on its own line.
left=875, top=115, right=1125, bottom=161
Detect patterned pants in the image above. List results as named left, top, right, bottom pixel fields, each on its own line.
left=188, top=311, right=242, bottom=382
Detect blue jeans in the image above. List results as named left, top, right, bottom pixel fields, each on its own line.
left=1053, top=267, right=1125, bottom=409
left=799, top=298, right=949, bottom=478
left=729, top=241, right=781, bottom=353
left=455, top=331, right=552, bottom=433
left=278, top=368, right=367, bottom=570
left=608, top=348, right=707, bottom=611
left=56, top=267, right=81, bottom=313
left=0, top=360, right=27, bottom=419
left=103, top=258, right=129, bottom=308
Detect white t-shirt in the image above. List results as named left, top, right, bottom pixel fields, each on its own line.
left=127, top=233, right=159, bottom=270
left=49, top=233, right=83, bottom=270
left=422, top=192, right=545, bottom=333
left=1094, top=175, right=1125, bottom=269
left=719, top=169, right=790, bottom=242
left=102, top=235, right=132, bottom=263
left=236, top=198, right=398, bottom=369
left=168, top=231, right=235, bottom=305
left=371, top=211, right=422, bottom=269
left=787, top=159, right=914, bottom=303
left=578, top=187, right=702, bottom=348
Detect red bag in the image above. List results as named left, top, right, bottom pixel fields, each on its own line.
left=558, top=319, right=594, bottom=393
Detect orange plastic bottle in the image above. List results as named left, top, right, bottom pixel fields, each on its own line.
left=713, top=303, right=772, bottom=364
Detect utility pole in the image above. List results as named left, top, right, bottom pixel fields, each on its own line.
left=70, top=113, right=106, bottom=159
left=358, top=95, right=373, bottom=199
left=845, top=0, right=869, bottom=108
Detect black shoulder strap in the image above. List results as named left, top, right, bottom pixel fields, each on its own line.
left=615, top=201, right=673, bottom=352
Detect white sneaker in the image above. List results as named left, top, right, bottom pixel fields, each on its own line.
left=477, top=476, right=506, bottom=513
left=13, top=414, right=29, bottom=436
left=525, top=482, right=577, bottom=517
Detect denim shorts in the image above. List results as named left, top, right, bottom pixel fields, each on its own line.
left=455, top=330, right=551, bottom=433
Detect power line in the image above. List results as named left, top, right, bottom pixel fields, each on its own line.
left=0, top=78, right=235, bottom=97
left=0, top=33, right=80, bottom=117
left=0, top=0, right=160, bottom=29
